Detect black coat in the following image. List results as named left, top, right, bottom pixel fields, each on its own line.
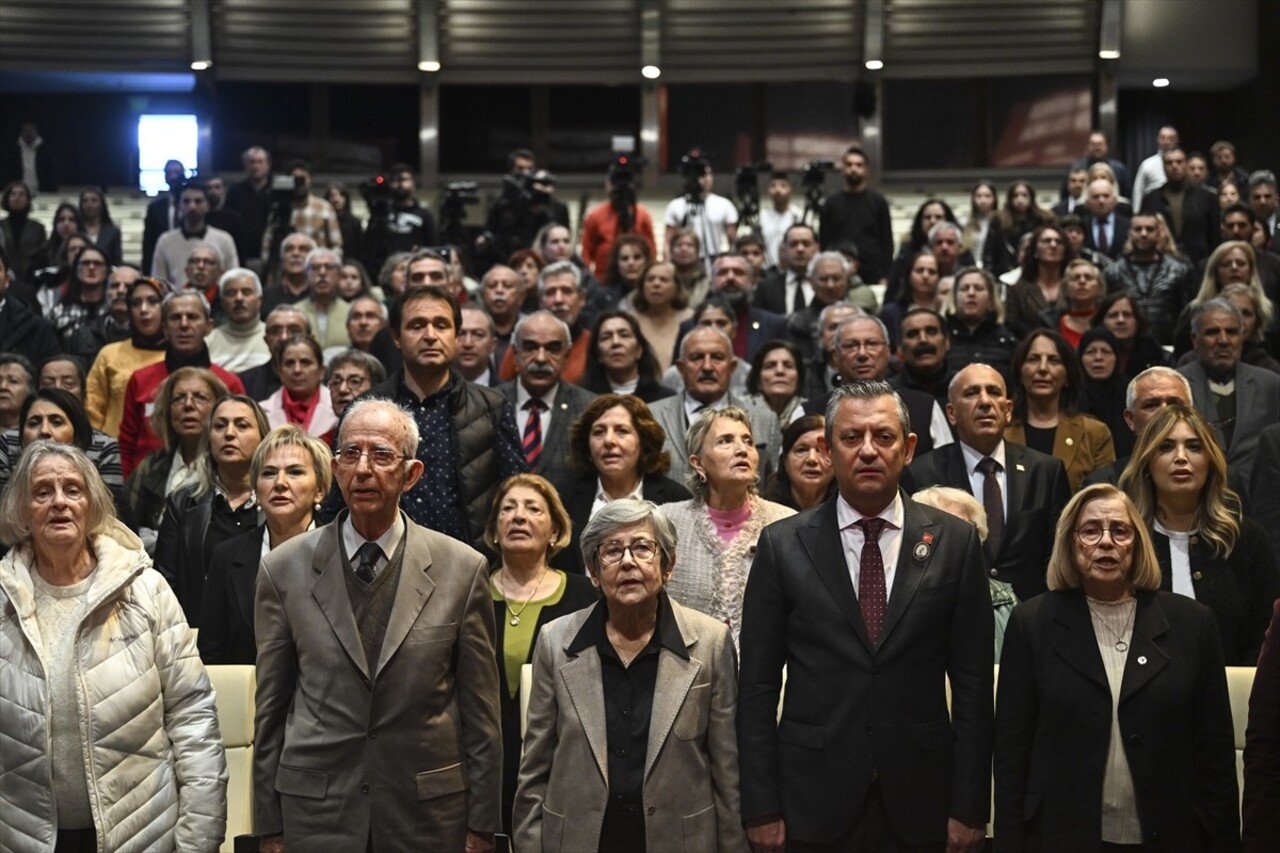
left=558, top=473, right=692, bottom=575
left=1139, top=185, right=1220, bottom=264
left=1244, top=599, right=1280, bottom=853
left=995, top=590, right=1239, bottom=852
left=198, top=525, right=268, bottom=664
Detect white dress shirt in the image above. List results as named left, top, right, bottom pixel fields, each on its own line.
left=836, top=491, right=906, bottom=599
left=959, top=439, right=1009, bottom=521
left=515, top=380, right=560, bottom=440
left=342, top=511, right=406, bottom=579
left=683, top=391, right=728, bottom=423
left=784, top=271, right=815, bottom=312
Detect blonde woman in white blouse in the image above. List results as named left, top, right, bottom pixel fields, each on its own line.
left=994, top=484, right=1238, bottom=851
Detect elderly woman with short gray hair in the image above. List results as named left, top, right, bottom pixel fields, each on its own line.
left=514, top=499, right=748, bottom=853
left=661, top=407, right=795, bottom=648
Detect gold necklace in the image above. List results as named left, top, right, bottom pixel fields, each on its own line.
left=502, top=567, right=547, bottom=626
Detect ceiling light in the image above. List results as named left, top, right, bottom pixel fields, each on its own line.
left=418, top=60, right=441, bottom=72
left=1098, top=50, right=1120, bottom=60
left=864, top=59, right=884, bottom=71
left=190, top=61, right=211, bottom=71
left=641, top=65, right=661, bottom=79
left=1152, top=77, right=1170, bottom=88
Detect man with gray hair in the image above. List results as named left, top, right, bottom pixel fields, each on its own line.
left=296, top=247, right=351, bottom=349
left=254, top=397, right=502, bottom=853
left=927, top=220, right=972, bottom=279
left=498, top=260, right=592, bottom=384
left=237, top=304, right=311, bottom=401
left=1082, top=365, right=1194, bottom=487
left=802, top=301, right=861, bottom=400
left=1178, top=297, right=1280, bottom=485
left=497, top=310, right=596, bottom=492
left=649, top=325, right=780, bottom=488
left=261, top=232, right=317, bottom=316
left=206, top=267, right=269, bottom=372
left=182, top=242, right=224, bottom=305
left=784, top=250, right=860, bottom=361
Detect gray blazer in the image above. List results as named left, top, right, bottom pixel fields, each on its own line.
left=513, top=598, right=749, bottom=853
left=1179, top=359, right=1280, bottom=484
left=648, top=392, right=782, bottom=490
left=253, top=515, right=502, bottom=852
left=498, top=379, right=597, bottom=493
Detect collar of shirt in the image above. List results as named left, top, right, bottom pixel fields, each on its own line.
left=960, top=438, right=1009, bottom=517
left=341, top=510, right=406, bottom=570
left=683, top=392, right=727, bottom=422
left=516, top=378, right=560, bottom=413
left=213, top=477, right=259, bottom=511
left=566, top=591, right=689, bottom=660
left=165, top=452, right=201, bottom=498
left=398, top=369, right=457, bottom=406
left=472, top=367, right=492, bottom=387
left=959, top=439, right=1007, bottom=478
left=835, top=490, right=906, bottom=597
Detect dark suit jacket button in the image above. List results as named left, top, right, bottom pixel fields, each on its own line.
left=866, top=725, right=874, bottom=734
left=361, top=783, right=370, bottom=794
left=368, top=730, right=376, bottom=738
left=647, top=806, right=656, bottom=816
left=1128, top=734, right=1140, bottom=745
left=989, top=568, right=999, bottom=577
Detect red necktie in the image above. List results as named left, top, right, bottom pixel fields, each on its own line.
left=522, top=399, right=543, bottom=468
left=856, top=517, right=888, bottom=644
left=1096, top=220, right=1109, bottom=255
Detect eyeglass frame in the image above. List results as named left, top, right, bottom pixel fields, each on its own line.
left=1074, top=522, right=1136, bottom=546
left=335, top=444, right=412, bottom=470
left=595, top=538, right=661, bottom=566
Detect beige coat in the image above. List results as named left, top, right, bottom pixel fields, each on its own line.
left=513, top=598, right=749, bottom=853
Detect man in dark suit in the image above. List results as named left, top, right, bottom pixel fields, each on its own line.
left=754, top=223, right=819, bottom=315
left=739, top=381, right=993, bottom=852
left=455, top=306, right=501, bottom=387
left=254, top=398, right=502, bottom=853
left=1051, top=168, right=1088, bottom=218
left=904, top=363, right=1070, bottom=600
left=1080, top=178, right=1130, bottom=257
left=1179, top=298, right=1280, bottom=487
left=1139, top=148, right=1220, bottom=264
left=674, top=253, right=787, bottom=364
left=498, top=310, right=596, bottom=493
left=141, top=159, right=186, bottom=274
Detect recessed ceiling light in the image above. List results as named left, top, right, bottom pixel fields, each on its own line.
left=418, top=61, right=441, bottom=72
left=641, top=65, right=661, bottom=79
left=865, top=59, right=884, bottom=71
left=1152, top=77, right=1170, bottom=88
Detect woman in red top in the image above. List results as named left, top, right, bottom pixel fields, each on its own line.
left=260, top=334, right=338, bottom=439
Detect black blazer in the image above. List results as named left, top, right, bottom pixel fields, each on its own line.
left=1080, top=212, right=1131, bottom=255
left=1153, top=518, right=1280, bottom=665
left=1251, top=423, right=1280, bottom=560
left=558, top=473, right=692, bottom=575
left=673, top=306, right=789, bottom=364
left=903, top=441, right=1071, bottom=600
left=1139, top=185, right=1220, bottom=264
left=198, top=525, right=268, bottom=665
left=995, top=590, right=1239, bottom=852
left=1244, top=599, right=1280, bottom=853
left=738, top=494, right=993, bottom=844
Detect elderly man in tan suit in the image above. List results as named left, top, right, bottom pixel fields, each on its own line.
left=254, top=398, right=502, bottom=853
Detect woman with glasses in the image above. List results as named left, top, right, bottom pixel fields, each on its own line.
left=320, top=350, right=386, bottom=445
left=662, top=408, right=795, bottom=648
left=513, top=498, right=749, bottom=853
left=482, top=473, right=597, bottom=848
left=1005, top=225, right=1074, bottom=335
left=46, top=244, right=112, bottom=348
left=85, top=277, right=169, bottom=436
left=995, top=484, right=1239, bottom=851
left=1120, top=405, right=1279, bottom=665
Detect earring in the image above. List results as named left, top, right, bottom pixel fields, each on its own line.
left=314, top=501, right=322, bottom=512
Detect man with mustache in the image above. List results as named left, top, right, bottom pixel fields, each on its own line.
left=479, top=264, right=525, bottom=367
left=497, top=310, right=596, bottom=494
left=890, top=307, right=955, bottom=404
left=497, top=261, right=595, bottom=385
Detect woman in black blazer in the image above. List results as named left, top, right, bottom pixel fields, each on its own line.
left=198, top=424, right=332, bottom=664
left=581, top=309, right=676, bottom=404
left=1120, top=404, right=1280, bottom=665
left=995, top=484, right=1239, bottom=852
left=558, top=393, right=691, bottom=575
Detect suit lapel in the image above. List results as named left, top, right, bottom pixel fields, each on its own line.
left=1119, top=593, right=1170, bottom=704
left=645, top=619, right=700, bottom=780
left=559, top=646, right=609, bottom=782
left=798, top=498, right=873, bottom=653
left=375, top=521, right=438, bottom=677
left=310, top=525, right=370, bottom=680
left=879, top=497, right=936, bottom=647
left=1049, top=593, right=1109, bottom=692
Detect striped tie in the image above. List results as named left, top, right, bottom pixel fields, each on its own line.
left=522, top=399, right=544, bottom=468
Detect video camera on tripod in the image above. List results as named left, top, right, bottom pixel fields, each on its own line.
left=801, top=159, right=836, bottom=225
left=439, top=181, right=480, bottom=245
left=679, top=149, right=711, bottom=203
left=609, top=154, right=646, bottom=233
left=734, top=160, right=773, bottom=229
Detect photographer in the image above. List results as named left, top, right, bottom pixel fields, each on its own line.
left=363, top=163, right=439, bottom=275
left=663, top=151, right=738, bottom=268
left=580, top=156, right=656, bottom=276
left=259, top=160, right=343, bottom=275
left=484, top=151, right=569, bottom=261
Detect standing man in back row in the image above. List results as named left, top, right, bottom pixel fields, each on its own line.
left=820, top=144, right=893, bottom=285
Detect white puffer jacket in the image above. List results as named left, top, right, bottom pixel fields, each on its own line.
left=0, top=519, right=227, bottom=853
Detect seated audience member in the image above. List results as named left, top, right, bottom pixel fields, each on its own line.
left=1083, top=366, right=1193, bottom=488
left=829, top=240, right=881, bottom=314
left=944, top=266, right=1019, bottom=384
left=260, top=334, right=337, bottom=438
left=480, top=263, right=526, bottom=367
left=754, top=222, right=820, bottom=315
left=1212, top=202, right=1280, bottom=300
left=344, top=294, right=386, bottom=356
left=1077, top=327, right=1132, bottom=457
left=1119, top=405, right=1280, bottom=665
left=1005, top=329, right=1115, bottom=492
left=0, top=352, right=35, bottom=431
left=198, top=424, right=331, bottom=664
left=151, top=181, right=238, bottom=285
left=45, top=244, right=111, bottom=348
left=1092, top=291, right=1168, bottom=381
left=117, top=291, right=245, bottom=476
left=662, top=296, right=751, bottom=394
left=649, top=326, right=781, bottom=488
left=77, top=187, right=121, bottom=266
left=925, top=220, right=977, bottom=282
left=760, top=414, right=835, bottom=512
left=582, top=309, right=674, bottom=404
left=498, top=260, right=594, bottom=385
left=482, top=473, right=598, bottom=841
left=1059, top=213, right=1109, bottom=270
left=336, top=256, right=380, bottom=302
left=626, top=260, right=692, bottom=375
left=1178, top=298, right=1280, bottom=487
left=67, top=263, right=137, bottom=364
left=295, top=247, right=351, bottom=350
left=0, top=387, right=123, bottom=502
left=879, top=249, right=941, bottom=349
left=156, top=395, right=269, bottom=625
left=745, top=340, right=806, bottom=425
left=559, top=394, right=691, bottom=575
left=995, top=484, right=1238, bottom=851
left=912, top=485, right=1018, bottom=659
left=1042, top=259, right=1105, bottom=349
left=205, top=268, right=270, bottom=372
left=0, top=441, right=228, bottom=853
left=454, top=305, right=500, bottom=386
left=1005, top=224, right=1073, bottom=335
left=236, top=305, right=311, bottom=402
left=321, top=349, right=385, bottom=444
left=513, top=498, right=748, bottom=853
left=1173, top=240, right=1271, bottom=358
left=667, top=226, right=709, bottom=307
left=497, top=310, right=597, bottom=492
left=376, top=250, right=412, bottom=302
left=890, top=307, right=955, bottom=404
left=1205, top=282, right=1279, bottom=374
left=260, top=232, right=316, bottom=315
left=120, top=367, right=229, bottom=545
left=905, top=363, right=1069, bottom=599
left=1, top=180, right=48, bottom=282
left=508, top=248, right=544, bottom=313
left=984, top=180, right=1054, bottom=276
left=84, top=276, right=169, bottom=436
left=663, top=407, right=796, bottom=647
left=37, top=354, right=85, bottom=398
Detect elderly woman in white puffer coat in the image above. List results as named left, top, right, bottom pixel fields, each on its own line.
left=0, top=441, right=227, bottom=853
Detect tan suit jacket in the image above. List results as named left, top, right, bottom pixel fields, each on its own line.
left=513, top=598, right=749, bottom=853
left=253, top=514, right=502, bottom=852
left=1005, top=410, right=1115, bottom=492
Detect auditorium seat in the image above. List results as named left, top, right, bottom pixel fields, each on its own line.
left=207, top=664, right=257, bottom=852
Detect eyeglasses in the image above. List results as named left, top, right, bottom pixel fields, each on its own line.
left=171, top=392, right=213, bottom=407
left=336, top=444, right=409, bottom=469
left=1075, top=522, right=1135, bottom=546
left=838, top=339, right=887, bottom=353
left=328, top=374, right=369, bottom=389
left=597, top=539, right=659, bottom=566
